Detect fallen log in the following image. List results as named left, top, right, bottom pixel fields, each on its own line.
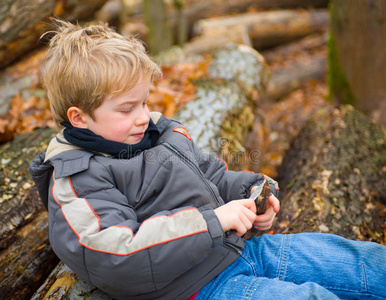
left=272, top=105, right=386, bottom=244
left=261, top=32, right=327, bottom=65
left=259, top=32, right=328, bottom=103
left=0, top=0, right=108, bottom=69
left=183, top=24, right=251, bottom=55
left=0, top=128, right=55, bottom=249
left=0, top=128, right=57, bottom=300
left=30, top=44, right=269, bottom=299
left=171, top=0, right=329, bottom=41
left=265, top=56, right=327, bottom=102
left=193, top=9, right=329, bottom=51
left=0, top=210, right=59, bottom=300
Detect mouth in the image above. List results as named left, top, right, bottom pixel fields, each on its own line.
left=131, top=132, right=145, bottom=139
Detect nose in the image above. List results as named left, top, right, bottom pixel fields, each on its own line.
left=135, top=104, right=150, bottom=126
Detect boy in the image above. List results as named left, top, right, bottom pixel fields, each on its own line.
left=30, top=20, right=386, bottom=300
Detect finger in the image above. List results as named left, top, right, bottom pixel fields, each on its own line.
left=254, top=223, right=273, bottom=231
left=240, top=209, right=256, bottom=228
left=234, top=206, right=256, bottom=236
left=233, top=218, right=250, bottom=236
left=254, top=216, right=275, bottom=228
left=255, top=206, right=276, bottom=222
left=250, top=185, right=258, bottom=195
left=254, top=219, right=275, bottom=230
left=243, top=205, right=259, bottom=222
left=238, top=198, right=257, bottom=214
left=268, top=195, right=280, bottom=213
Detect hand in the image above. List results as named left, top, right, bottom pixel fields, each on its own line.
left=253, top=195, right=280, bottom=231
left=214, top=199, right=257, bottom=236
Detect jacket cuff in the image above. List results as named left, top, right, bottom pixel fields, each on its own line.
left=200, top=208, right=224, bottom=247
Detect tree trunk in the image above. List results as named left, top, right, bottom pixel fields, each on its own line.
left=143, top=0, right=173, bottom=55
left=193, top=9, right=329, bottom=50
left=0, top=0, right=108, bottom=69
left=329, top=0, right=386, bottom=128
left=271, top=105, right=386, bottom=244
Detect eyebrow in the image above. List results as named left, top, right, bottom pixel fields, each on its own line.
left=115, top=100, right=139, bottom=108
left=113, top=90, right=150, bottom=108
left=115, top=95, right=149, bottom=108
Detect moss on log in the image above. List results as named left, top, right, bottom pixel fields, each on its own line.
left=273, top=105, right=386, bottom=244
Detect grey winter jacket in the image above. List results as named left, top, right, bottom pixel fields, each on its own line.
left=29, top=113, right=278, bottom=300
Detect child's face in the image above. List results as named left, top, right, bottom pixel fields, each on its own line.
left=83, top=79, right=151, bottom=144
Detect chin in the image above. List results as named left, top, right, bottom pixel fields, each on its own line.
left=127, top=138, right=142, bottom=145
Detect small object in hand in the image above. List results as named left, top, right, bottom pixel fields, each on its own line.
left=249, top=179, right=272, bottom=215
left=225, top=179, right=273, bottom=237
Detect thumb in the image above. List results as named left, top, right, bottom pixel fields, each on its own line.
left=268, top=195, right=280, bottom=213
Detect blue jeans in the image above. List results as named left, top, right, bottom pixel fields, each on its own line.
left=196, top=233, right=386, bottom=299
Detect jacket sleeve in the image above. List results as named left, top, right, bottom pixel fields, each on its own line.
left=191, top=141, right=279, bottom=202
left=48, top=160, right=224, bottom=296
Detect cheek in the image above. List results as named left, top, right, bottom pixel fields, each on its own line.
left=110, top=119, right=134, bottom=135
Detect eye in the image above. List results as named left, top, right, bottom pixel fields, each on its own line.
left=121, top=107, right=134, bottom=114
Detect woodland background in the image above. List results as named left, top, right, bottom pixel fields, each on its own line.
left=0, top=0, right=385, bottom=299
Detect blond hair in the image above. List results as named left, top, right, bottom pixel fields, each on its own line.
left=41, top=19, right=162, bottom=127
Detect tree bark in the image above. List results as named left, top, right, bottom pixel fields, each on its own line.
left=143, top=0, right=173, bottom=55
left=271, top=105, right=386, bottom=244
left=193, top=9, right=329, bottom=50
left=0, top=0, right=108, bottom=69
left=0, top=128, right=55, bottom=249
left=0, top=210, right=59, bottom=300
left=0, top=128, right=57, bottom=300
left=329, top=0, right=386, bottom=128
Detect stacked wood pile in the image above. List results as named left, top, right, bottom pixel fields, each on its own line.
left=184, top=8, right=328, bottom=54
left=0, top=0, right=385, bottom=299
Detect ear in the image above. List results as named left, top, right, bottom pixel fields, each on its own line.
left=67, top=106, right=88, bottom=128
